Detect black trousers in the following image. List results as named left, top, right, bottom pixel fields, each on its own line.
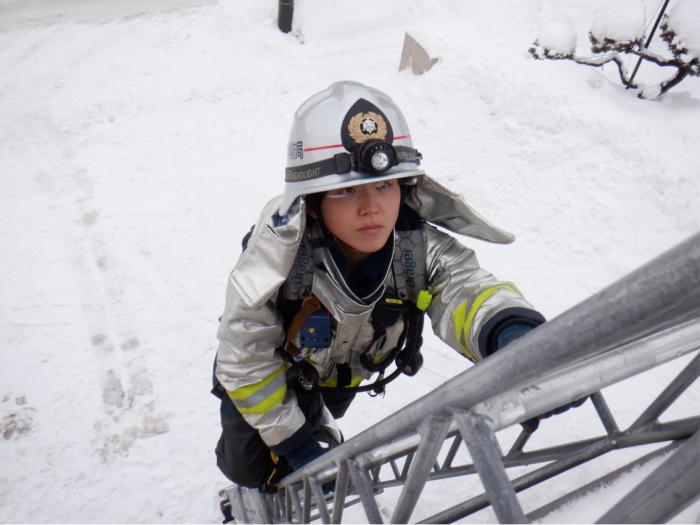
left=215, top=386, right=355, bottom=488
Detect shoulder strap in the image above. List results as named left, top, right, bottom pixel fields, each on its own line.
left=280, top=231, right=316, bottom=301
left=391, top=206, right=427, bottom=302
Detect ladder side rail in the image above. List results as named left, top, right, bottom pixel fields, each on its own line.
left=470, top=318, right=700, bottom=434
left=270, top=336, right=698, bottom=523
left=274, top=326, right=699, bottom=521
left=418, top=321, right=700, bottom=523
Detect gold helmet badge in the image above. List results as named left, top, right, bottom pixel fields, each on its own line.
left=347, top=111, right=388, bottom=144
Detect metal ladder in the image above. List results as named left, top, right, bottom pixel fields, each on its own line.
left=220, top=232, right=700, bottom=523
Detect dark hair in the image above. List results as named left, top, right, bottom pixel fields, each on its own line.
left=305, top=191, right=324, bottom=217
left=400, top=180, right=419, bottom=206
left=305, top=178, right=419, bottom=218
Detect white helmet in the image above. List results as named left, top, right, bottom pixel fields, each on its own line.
left=279, top=81, right=425, bottom=215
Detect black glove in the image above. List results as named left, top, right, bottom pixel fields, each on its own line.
left=284, top=437, right=335, bottom=493
left=494, top=322, right=588, bottom=433
left=259, top=452, right=293, bottom=494
left=520, top=396, right=588, bottom=433
left=285, top=437, right=325, bottom=469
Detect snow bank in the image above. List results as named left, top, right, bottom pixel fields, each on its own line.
left=537, top=21, right=577, bottom=56
left=667, top=0, right=700, bottom=59
left=590, top=0, right=646, bottom=44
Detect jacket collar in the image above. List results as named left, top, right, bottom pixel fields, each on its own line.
left=309, top=220, right=394, bottom=307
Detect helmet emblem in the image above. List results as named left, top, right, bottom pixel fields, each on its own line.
left=348, top=111, right=388, bottom=144
left=341, top=98, right=394, bottom=152
left=361, top=117, right=377, bottom=134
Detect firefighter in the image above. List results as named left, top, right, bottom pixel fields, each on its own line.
left=212, top=80, right=548, bottom=491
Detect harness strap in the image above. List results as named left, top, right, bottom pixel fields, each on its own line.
left=336, top=363, right=352, bottom=388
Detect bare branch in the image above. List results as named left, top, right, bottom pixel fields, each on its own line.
left=657, top=68, right=689, bottom=96
left=629, top=48, right=681, bottom=69
left=528, top=14, right=698, bottom=100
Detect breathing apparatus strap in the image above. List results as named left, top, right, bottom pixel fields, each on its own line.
left=280, top=292, right=431, bottom=396
left=330, top=289, right=431, bottom=394
left=342, top=299, right=425, bottom=395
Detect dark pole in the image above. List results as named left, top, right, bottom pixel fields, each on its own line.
left=278, top=0, right=294, bottom=33
left=628, top=0, right=671, bottom=86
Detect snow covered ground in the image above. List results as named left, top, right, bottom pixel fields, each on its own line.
left=1, top=0, right=699, bottom=522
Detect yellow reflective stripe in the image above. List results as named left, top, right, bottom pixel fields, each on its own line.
left=452, top=302, right=468, bottom=353
left=452, top=283, right=522, bottom=360
left=320, top=375, right=363, bottom=388
left=228, top=365, right=287, bottom=415
left=234, top=384, right=287, bottom=415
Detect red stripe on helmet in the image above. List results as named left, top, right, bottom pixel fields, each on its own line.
left=303, top=144, right=344, bottom=152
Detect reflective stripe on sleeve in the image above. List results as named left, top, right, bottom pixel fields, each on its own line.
left=228, top=365, right=288, bottom=415
left=451, top=282, right=522, bottom=361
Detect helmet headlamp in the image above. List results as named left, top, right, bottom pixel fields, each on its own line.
left=285, top=143, right=422, bottom=184
left=371, top=151, right=390, bottom=171
left=358, top=141, right=397, bottom=174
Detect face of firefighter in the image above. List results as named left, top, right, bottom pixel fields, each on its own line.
left=316, top=180, right=401, bottom=268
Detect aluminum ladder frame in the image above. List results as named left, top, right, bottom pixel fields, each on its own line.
left=220, top=232, right=700, bottom=523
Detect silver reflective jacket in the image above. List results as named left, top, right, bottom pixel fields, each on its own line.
left=215, top=176, right=540, bottom=448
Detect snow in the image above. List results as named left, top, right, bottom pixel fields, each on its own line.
left=1, top=0, right=700, bottom=522
left=537, top=22, right=577, bottom=56
left=668, top=0, right=700, bottom=59
left=590, top=0, right=646, bottom=44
